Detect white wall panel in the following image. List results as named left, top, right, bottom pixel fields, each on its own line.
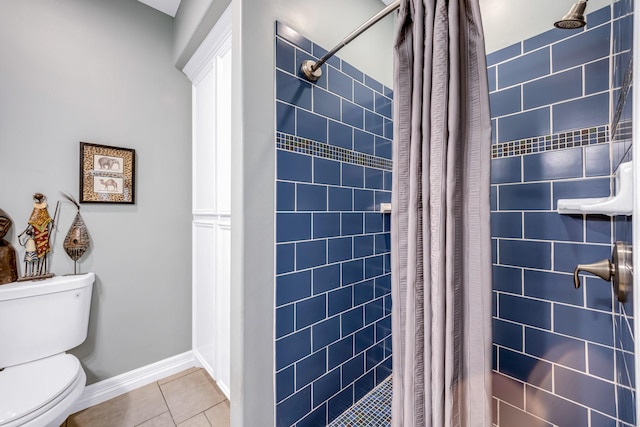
left=193, top=69, right=216, bottom=214
left=185, top=7, right=232, bottom=401
left=216, top=48, right=232, bottom=215
left=215, top=222, right=231, bottom=396
left=192, top=221, right=216, bottom=376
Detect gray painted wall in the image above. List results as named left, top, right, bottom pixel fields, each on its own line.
left=0, top=0, right=192, bottom=384
left=230, top=0, right=394, bottom=425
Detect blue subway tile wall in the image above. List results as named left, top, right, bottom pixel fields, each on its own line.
left=275, top=22, right=393, bottom=426
left=490, top=4, right=635, bottom=427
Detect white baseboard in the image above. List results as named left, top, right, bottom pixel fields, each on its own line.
left=193, top=350, right=231, bottom=400
left=216, top=379, right=231, bottom=400
left=192, top=348, right=215, bottom=376
left=73, top=351, right=196, bottom=413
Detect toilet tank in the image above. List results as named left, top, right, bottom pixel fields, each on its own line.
left=0, top=273, right=94, bottom=369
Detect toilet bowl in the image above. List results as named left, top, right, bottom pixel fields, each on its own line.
left=0, top=273, right=95, bottom=427
left=0, top=354, right=86, bottom=427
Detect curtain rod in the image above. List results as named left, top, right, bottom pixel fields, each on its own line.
left=300, top=0, right=401, bottom=82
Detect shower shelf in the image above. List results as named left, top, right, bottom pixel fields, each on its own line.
left=380, top=203, right=392, bottom=214
left=557, top=161, right=633, bottom=216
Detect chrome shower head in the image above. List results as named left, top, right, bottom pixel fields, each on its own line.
left=554, top=0, right=588, bottom=29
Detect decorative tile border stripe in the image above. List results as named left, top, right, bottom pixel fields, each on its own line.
left=491, top=125, right=609, bottom=159
left=276, top=132, right=393, bottom=171
left=328, top=375, right=392, bottom=427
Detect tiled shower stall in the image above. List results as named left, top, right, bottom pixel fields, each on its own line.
left=273, top=0, right=636, bottom=425
left=490, top=1, right=635, bottom=425
left=274, top=22, right=393, bottom=426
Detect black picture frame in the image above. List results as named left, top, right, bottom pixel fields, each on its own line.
left=79, top=142, right=136, bottom=204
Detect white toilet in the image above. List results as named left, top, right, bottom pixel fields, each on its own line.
left=0, top=273, right=95, bottom=427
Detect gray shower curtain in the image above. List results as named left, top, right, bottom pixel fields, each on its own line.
left=390, top=0, right=492, bottom=426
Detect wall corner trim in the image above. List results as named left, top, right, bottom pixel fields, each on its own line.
left=72, top=351, right=196, bottom=413
left=182, top=3, right=232, bottom=84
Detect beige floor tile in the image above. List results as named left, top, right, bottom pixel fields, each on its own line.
left=201, top=374, right=228, bottom=400
left=204, top=401, right=230, bottom=427
left=136, top=411, right=176, bottom=427
left=158, top=367, right=200, bottom=386
left=200, top=370, right=218, bottom=387
left=160, top=370, right=226, bottom=424
left=177, top=413, right=212, bottom=427
left=67, top=383, right=168, bottom=427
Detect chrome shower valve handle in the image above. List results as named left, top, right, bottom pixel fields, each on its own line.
left=572, top=242, right=632, bottom=303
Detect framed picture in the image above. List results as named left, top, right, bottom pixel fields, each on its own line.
left=79, top=142, right=136, bottom=204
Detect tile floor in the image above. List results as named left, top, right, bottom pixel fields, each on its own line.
left=329, top=376, right=392, bottom=427
left=63, top=368, right=229, bottom=427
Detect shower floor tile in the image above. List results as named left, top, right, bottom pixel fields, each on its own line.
left=329, top=375, right=392, bottom=427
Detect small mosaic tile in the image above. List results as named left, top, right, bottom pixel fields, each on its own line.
left=277, top=132, right=392, bottom=171
left=329, top=376, right=392, bottom=427
left=491, top=125, right=610, bottom=159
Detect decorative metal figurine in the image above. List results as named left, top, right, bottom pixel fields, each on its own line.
left=18, top=193, right=59, bottom=281
left=0, top=209, right=19, bottom=285
left=20, top=227, right=38, bottom=277
left=61, top=192, right=90, bottom=274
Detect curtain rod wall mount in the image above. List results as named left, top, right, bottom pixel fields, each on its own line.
left=300, top=0, right=401, bottom=83
left=300, top=60, right=323, bottom=82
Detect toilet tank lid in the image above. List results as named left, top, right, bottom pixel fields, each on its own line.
left=0, top=273, right=95, bottom=301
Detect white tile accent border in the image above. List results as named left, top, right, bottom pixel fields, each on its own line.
left=72, top=351, right=196, bottom=413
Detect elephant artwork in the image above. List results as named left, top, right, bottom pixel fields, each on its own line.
left=97, top=156, right=121, bottom=170
left=0, top=209, right=18, bottom=285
